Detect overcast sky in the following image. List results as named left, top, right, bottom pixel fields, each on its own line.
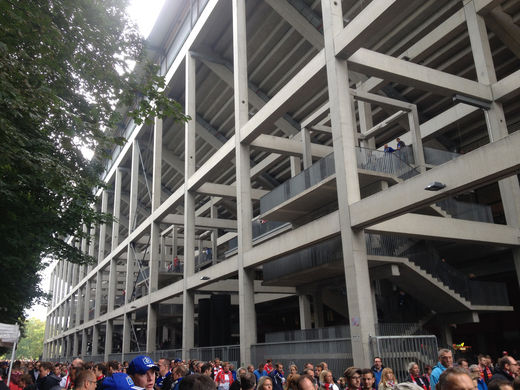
left=26, top=0, right=166, bottom=321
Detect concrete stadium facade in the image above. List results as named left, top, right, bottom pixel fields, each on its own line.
left=44, top=0, right=520, bottom=368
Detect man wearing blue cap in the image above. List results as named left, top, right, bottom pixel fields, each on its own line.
left=127, top=356, right=159, bottom=390
left=102, top=373, right=142, bottom=390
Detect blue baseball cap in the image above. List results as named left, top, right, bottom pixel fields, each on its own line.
left=127, top=355, right=159, bottom=375
left=103, top=373, right=143, bottom=390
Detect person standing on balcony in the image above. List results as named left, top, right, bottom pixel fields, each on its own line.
left=384, top=144, right=395, bottom=153
left=396, top=138, right=405, bottom=150
left=430, top=349, right=454, bottom=389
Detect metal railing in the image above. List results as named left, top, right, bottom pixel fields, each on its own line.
left=370, top=335, right=438, bottom=382
left=436, top=198, right=493, bottom=222
left=252, top=338, right=352, bottom=377
left=152, top=349, right=183, bottom=361
left=260, top=149, right=419, bottom=215
left=227, top=220, right=291, bottom=253
left=423, top=147, right=460, bottom=166
left=189, top=345, right=240, bottom=366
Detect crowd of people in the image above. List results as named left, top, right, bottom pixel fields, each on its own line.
left=0, top=349, right=518, bottom=390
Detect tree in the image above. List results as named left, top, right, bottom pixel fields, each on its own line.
left=15, top=318, right=45, bottom=360
left=0, top=0, right=188, bottom=325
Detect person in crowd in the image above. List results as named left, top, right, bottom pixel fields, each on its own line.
left=172, top=366, right=189, bottom=390
left=406, top=362, right=430, bottom=390
left=230, top=368, right=247, bottom=390
left=102, top=372, right=142, bottom=390
left=93, top=364, right=106, bottom=390
left=424, top=367, right=432, bottom=384
left=213, top=359, right=223, bottom=380
left=28, top=363, right=39, bottom=383
left=378, top=368, right=396, bottom=390
left=360, top=369, right=375, bottom=390
left=337, top=377, right=346, bottom=390
left=258, top=376, right=273, bottom=390
left=343, top=368, right=362, bottom=390
left=264, top=361, right=275, bottom=377
left=488, top=381, right=513, bottom=390
left=254, top=364, right=265, bottom=383
left=315, top=365, right=324, bottom=388
left=456, top=360, right=469, bottom=370
left=215, top=363, right=234, bottom=390
left=513, top=377, right=520, bottom=390
left=247, top=366, right=255, bottom=375
left=469, top=365, right=488, bottom=390
left=200, top=364, right=212, bottom=377
left=270, top=364, right=286, bottom=390
left=18, top=375, right=36, bottom=390
left=286, top=374, right=300, bottom=390
left=490, top=357, right=518, bottom=384
left=479, top=356, right=494, bottom=385
left=372, top=358, right=385, bottom=389
left=436, top=367, right=474, bottom=390
left=302, top=365, right=314, bottom=376
left=431, top=349, right=454, bottom=389
left=155, top=359, right=172, bottom=390
left=74, top=370, right=97, bottom=390
left=106, top=362, right=121, bottom=377
left=127, top=356, right=159, bottom=390
left=241, top=373, right=257, bottom=390
left=178, top=374, right=215, bottom=390
left=319, top=370, right=338, bottom=390
left=297, top=375, right=315, bottom=390
left=289, top=367, right=299, bottom=377
left=37, top=362, right=61, bottom=390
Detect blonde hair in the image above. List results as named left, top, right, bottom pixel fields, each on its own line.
left=380, top=368, right=395, bottom=386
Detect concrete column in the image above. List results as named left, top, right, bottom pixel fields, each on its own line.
left=108, top=258, right=117, bottom=311
left=81, top=328, right=88, bottom=356
left=66, top=334, right=72, bottom=358
left=83, top=279, right=91, bottom=323
left=92, top=325, right=99, bottom=356
left=146, top=303, right=157, bottom=353
left=301, top=128, right=313, bottom=169
left=88, top=219, right=96, bottom=273
left=75, top=289, right=82, bottom=326
left=95, top=270, right=103, bottom=318
left=211, top=200, right=218, bottom=265
left=290, top=156, right=301, bottom=177
left=73, top=331, right=79, bottom=356
left=182, top=51, right=197, bottom=360
left=49, top=272, right=56, bottom=307
left=439, top=323, right=453, bottom=347
left=150, top=116, right=162, bottom=292
left=112, top=168, right=123, bottom=251
left=129, top=140, right=140, bottom=232
left=357, top=92, right=376, bottom=149
left=172, top=227, right=178, bottom=259
left=321, top=0, right=376, bottom=366
left=408, top=108, right=426, bottom=172
left=66, top=261, right=73, bottom=296
left=125, top=244, right=135, bottom=304
left=104, top=320, right=113, bottom=361
left=313, top=290, right=325, bottom=328
left=465, top=1, right=520, bottom=288
left=233, top=0, right=257, bottom=366
left=98, top=190, right=108, bottom=262
left=122, top=313, right=131, bottom=356
left=298, top=294, right=312, bottom=329
left=80, top=224, right=88, bottom=280
left=60, top=261, right=67, bottom=301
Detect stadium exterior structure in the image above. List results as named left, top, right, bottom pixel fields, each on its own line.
left=43, top=0, right=520, bottom=369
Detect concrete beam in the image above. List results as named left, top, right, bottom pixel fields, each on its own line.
left=250, top=134, right=333, bottom=158
left=367, top=214, right=520, bottom=246
left=493, top=69, right=520, bottom=102
left=196, top=182, right=268, bottom=200
left=350, top=131, right=520, bottom=229
left=161, top=214, right=237, bottom=230
left=348, top=48, right=493, bottom=102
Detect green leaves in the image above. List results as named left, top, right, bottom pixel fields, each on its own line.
left=0, top=0, right=188, bottom=324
